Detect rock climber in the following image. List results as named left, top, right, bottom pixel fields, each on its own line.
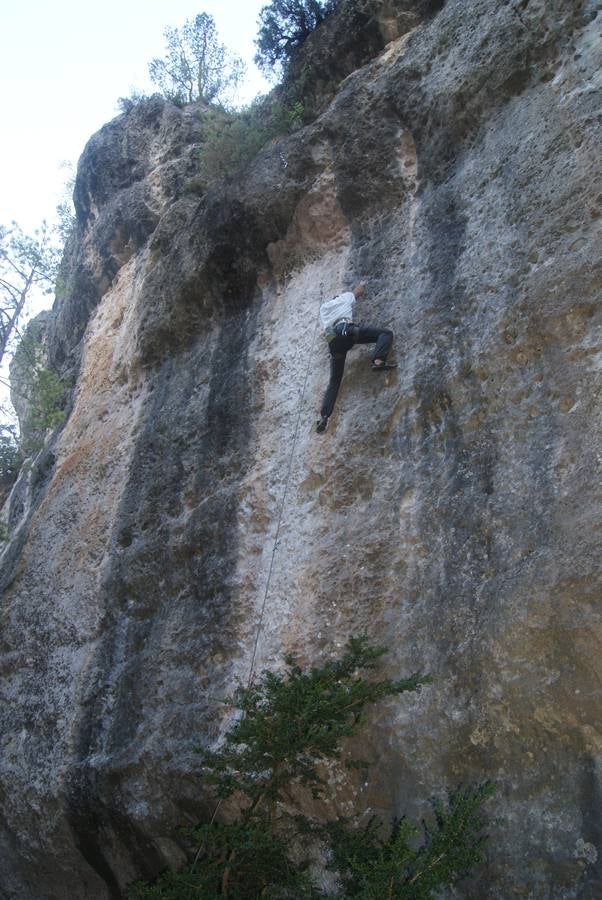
left=316, top=282, right=395, bottom=433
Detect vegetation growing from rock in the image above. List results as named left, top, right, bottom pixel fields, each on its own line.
left=129, top=638, right=494, bottom=898
left=0, top=425, right=21, bottom=494
left=194, top=94, right=305, bottom=185
left=9, top=318, right=68, bottom=456
left=255, top=0, right=340, bottom=75
left=149, top=13, right=245, bottom=106
left=20, top=366, right=66, bottom=442
left=134, top=6, right=339, bottom=186
left=117, top=90, right=153, bottom=115
left=54, top=161, right=77, bottom=245
left=0, top=217, right=69, bottom=500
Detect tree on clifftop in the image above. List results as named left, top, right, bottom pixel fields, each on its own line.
left=149, top=12, right=245, bottom=106
left=254, top=0, right=339, bottom=75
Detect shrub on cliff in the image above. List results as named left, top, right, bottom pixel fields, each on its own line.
left=0, top=426, right=21, bottom=490
left=9, top=317, right=69, bottom=456
left=192, top=95, right=305, bottom=186
left=255, top=0, right=340, bottom=75
left=129, top=637, right=494, bottom=898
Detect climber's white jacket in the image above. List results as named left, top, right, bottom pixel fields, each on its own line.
left=319, top=291, right=355, bottom=331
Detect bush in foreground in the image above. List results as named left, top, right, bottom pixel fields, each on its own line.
left=129, top=637, right=494, bottom=898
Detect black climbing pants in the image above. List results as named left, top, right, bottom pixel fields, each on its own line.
left=320, top=323, right=393, bottom=419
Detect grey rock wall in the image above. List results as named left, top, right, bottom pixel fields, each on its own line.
left=1, top=0, right=601, bottom=897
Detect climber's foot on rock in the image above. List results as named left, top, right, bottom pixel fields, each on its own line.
left=371, top=360, right=398, bottom=371
left=316, top=416, right=329, bottom=434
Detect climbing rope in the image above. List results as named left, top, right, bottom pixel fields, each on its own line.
left=194, top=282, right=325, bottom=859
left=246, top=284, right=323, bottom=688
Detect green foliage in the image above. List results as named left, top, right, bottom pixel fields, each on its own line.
left=270, top=97, right=305, bottom=132
left=129, top=639, right=494, bottom=898
left=199, top=637, right=426, bottom=807
left=55, top=161, right=76, bottom=245
left=198, top=105, right=270, bottom=183
left=255, top=0, right=339, bottom=75
left=23, top=367, right=66, bottom=436
left=196, top=93, right=305, bottom=185
left=53, top=270, right=70, bottom=302
left=10, top=320, right=69, bottom=454
left=0, top=212, right=67, bottom=484
left=117, top=90, right=152, bottom=115
left=327, top=783, right=496, bottom=898
left=130, top=820, right=315, bottom=899
left=0, top=426, right=21, bottom=486
left=149, top=13, right=245, bottom=106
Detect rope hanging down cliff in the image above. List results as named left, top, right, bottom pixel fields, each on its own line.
left=194, top=285, right=323, bottom=855
left=246, top=282, right=323, bottom=687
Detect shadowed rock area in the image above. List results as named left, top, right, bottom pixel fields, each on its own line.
left=1, top=0, right=601, bottom=897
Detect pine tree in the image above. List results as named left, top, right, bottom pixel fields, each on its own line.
left=130, top=638, right=494, bottom=898
left=254, top=0, right=340, bottom=75
left=0, top=221, right=59, bottom=368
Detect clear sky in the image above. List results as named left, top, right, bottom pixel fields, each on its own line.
left=0, top=0, right=270, bottom=232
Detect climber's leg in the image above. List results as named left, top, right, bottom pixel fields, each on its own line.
left=318, top=352, right=347, bottom=427
left=355, top=325, right=393, bottom=365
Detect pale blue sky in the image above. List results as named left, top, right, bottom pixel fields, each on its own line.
left=1, top=0, right=270, bottom=232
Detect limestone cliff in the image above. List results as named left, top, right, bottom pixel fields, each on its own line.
left=1, top=0, right=601, bottom=897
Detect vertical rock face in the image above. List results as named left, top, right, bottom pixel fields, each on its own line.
left=1, top=0, right=601, bottom=897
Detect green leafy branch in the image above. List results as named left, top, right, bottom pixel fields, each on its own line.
left=129, top=638, right=494, bottom=899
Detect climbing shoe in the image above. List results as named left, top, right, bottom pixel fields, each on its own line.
left=316, top=416, right=329, bottom=434
left=371, top=362, right=398, bottom=371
